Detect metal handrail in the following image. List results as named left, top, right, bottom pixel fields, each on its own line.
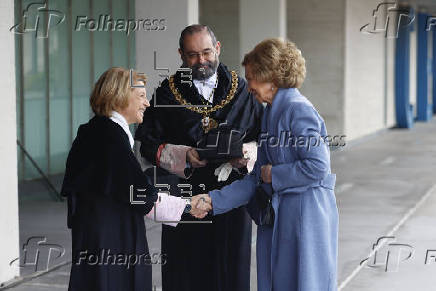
left=16, top=140, right=63, bottom=202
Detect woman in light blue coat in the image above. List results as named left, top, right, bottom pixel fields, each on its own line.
left=199, top=38, right=338, bottom=291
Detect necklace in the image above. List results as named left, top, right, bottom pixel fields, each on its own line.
left=198, top=75, right=218, bottom=105
left=169, top=71, right=238, bottom=133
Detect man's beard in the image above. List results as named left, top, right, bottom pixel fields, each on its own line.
left=183, top=58, right=219, bottom=80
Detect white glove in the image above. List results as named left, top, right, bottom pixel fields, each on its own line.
left=214, top=162, right=233, bottom=182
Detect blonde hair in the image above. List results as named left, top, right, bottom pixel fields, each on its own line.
left=90, top=67, right=147, bottom=117
left=242, top=38, right=306, bottom=88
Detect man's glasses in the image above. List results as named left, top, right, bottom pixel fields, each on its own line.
left=184, top=49, right=216, bottom=60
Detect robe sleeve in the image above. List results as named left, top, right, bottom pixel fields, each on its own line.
left=145, top=192, right=187, bottom=227
left=271, top=102, right=330, bottom=193
left=158, top=144, right=192, bottom=178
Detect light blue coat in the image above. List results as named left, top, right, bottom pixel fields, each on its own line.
left=209, top=88, right=338, bottom=291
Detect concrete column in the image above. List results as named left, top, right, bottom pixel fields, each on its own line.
left=0, top=0, right=20, bottom=285
left=409, top=15, right=418, bottom=117
left=344, top=0, right=388, bottom=139
left=416, top=12, right=432, bottom=121
left=433, top=27, right=436, bottom=113
left=385, top=27, right=397, bottom=127
left=199, top=0, right=240, bottom=72
left=239, top=0, right=286, bottom=72
left=395, top=6, right=414, bottom=129
left=134, top=0, right=199, bottom=95
left=287, top=0, right=345, bottom=138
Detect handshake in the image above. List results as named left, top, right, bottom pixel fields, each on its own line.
left=189, top=194, right=213, bottom=219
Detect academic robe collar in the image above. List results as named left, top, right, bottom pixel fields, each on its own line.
left=88, top=115, right=134, bottom=154
left=62, top=114, right=133, bottom=199
left=173, top=63, right=232, bottom=106
left=110, top=111, right=134, bottom=149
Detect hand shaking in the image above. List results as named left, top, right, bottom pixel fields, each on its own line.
left=189, top=194, right=213, bottom=219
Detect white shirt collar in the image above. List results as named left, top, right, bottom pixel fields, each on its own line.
left=193, top=72, right=217, bottom=88
left=110, top=111, right=134, bottom=149
left=193, top=73, right=218, bottom=103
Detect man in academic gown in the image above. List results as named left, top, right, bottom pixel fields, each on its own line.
left=135, top=25, right=263, bottom=291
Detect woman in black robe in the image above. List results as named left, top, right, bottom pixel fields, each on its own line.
left=61, top=67, right=208, bottom=291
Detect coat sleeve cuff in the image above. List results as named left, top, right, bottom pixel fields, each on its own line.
left=209, top=190, right=225, bottom=215
left=145, top=193, right=187, bottom=227
left=158, top=144, right=192, bottom=178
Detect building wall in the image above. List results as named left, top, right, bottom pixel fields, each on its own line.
left=287, top=0, right=346, bottom=138
left=344, top=0, right=391, bottom=140
left=240, top=0, right=286, bottom=74
left=199, top=0, right=240, bottom=73
left=410, top=22, right=418, bottom=116
left=343, top=0, right=386, bottom=140
left=200, top=0, right=286, bottom=74
left=287, top=0, right=399, bottom=140
left=0, top=0, right=20, bottom=284
left=135, top=0, right=198, bottom=95
left=386, top=35, right=396, bottom=127
left=163, top=0, right=400, bottom=141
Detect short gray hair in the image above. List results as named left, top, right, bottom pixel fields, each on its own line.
left=179, top=24, right=217, bottom=52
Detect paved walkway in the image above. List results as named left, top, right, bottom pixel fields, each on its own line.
left=2, top=119, right=436, bottom=290
left=334, top=119, right=436, bottom=291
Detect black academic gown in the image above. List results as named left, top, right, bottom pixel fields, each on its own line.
left=135, top=63, right=263, bottom=291
left=61, top=115, right=158, bottom=291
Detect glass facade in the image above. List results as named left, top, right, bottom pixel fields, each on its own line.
left=15, top=0, right=136, bottom=181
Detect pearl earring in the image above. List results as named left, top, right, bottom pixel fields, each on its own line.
left=271, top=86, right=274, bottom=91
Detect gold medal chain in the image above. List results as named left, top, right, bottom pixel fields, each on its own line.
left=169, top=71, right=238, bottom=116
